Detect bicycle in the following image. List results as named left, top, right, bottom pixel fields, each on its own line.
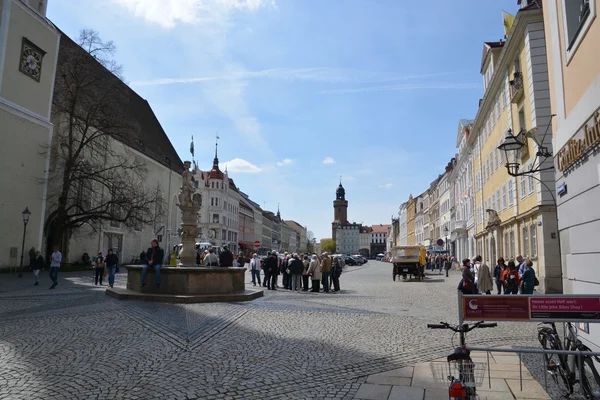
left=537, top=322, right=600, bottom=399
left=428, top=321, right=497, bottom=399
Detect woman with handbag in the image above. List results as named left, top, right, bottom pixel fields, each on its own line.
left=105, top=249, right=118, bottom=288
left=94, top=251, right=105, bottom=286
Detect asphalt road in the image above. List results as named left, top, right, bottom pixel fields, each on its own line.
left=0, top=261, right=541, bottom=399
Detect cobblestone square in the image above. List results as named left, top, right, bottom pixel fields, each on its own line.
left=0, top=262, right=541, bottom=399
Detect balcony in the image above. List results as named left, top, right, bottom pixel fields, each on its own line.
left=509, top=72, right=524, bottom=103
left=453, top=220, right=467, bottom=232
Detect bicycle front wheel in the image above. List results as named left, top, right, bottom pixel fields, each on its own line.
left=539, top=331, right=572, bottom=396
left=580, top=356, right=600, bottom=399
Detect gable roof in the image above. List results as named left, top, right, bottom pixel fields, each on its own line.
left=53, top=30, right=183, bottom=173
left=371, top=224, right=390, bottom=233
left=480, top=41, right=505, bottom=73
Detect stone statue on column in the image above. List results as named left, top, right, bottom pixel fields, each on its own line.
left=177, top=161, right=201, bottom=267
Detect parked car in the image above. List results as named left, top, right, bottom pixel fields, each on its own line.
left=343, top=255, right=357, bottom=266
left=351, top=256, right=364, bottom=265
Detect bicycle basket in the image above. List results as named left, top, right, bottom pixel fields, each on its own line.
left=430, top=361, right=487, bottom=387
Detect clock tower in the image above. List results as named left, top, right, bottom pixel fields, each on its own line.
left=332, top=181, right=349, bottom=240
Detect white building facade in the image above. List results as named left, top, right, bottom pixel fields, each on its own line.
left=335, top=222, right=360, bottom=254
left=450, top=120, right=475, bottom=264
left=438, top=171, right=452, bottom=253
left=399, top=202, right=408, bottom=246
left=415, top=197, right=425, bottom=245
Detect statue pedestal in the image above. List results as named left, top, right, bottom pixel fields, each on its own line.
left=105, top=266, right=263, bottom=303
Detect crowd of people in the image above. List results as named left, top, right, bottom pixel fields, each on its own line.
left=244, top=251, right=344, bottom=293
left=457, top=254, right=538, bottom=295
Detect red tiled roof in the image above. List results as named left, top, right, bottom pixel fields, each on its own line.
left=371, top=224, right=390, bottom=233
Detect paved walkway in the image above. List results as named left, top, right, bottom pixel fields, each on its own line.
left=0, top=262, right=549, bottom=399
left=354, top=346, right=549, bottom=400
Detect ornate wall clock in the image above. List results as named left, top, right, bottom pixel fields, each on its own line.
left=19, top=38, right=46, bottom=82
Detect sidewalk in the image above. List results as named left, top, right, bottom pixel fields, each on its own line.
left=353, top=347, right=550, bottom=400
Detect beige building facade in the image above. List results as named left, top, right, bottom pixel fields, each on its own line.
left=0, top=0, right=59, bottom=266
left=544, top=0, right=600, bottom=348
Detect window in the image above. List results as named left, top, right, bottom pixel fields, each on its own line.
left=496, top=189, right=501, bottom=211
left=530, top=224, right=538, bottom=257
left=502, top=79, right=508, bottom=108
left=502, top=184, right=507, bottom=210
left=492, top=150, right=497, bottom=171
left=211, top=197, right=214, bottom=206
left=564, top=0, right=592, bottom=51
left=509, top=231, right=515, bottom=258
left=212, top=214, right=219, bottom=223
left=528, top=167, right=535, bottom=195
left=508, top=180, right=514, bottom=206
left=522, top=225, right=529, bottom=257
left=504, top=232, right=510, bottom=259
left=520, top=173, right=526, bottom=199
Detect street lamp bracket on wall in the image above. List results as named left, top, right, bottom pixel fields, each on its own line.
left=498, top=126, right=554, bottom=177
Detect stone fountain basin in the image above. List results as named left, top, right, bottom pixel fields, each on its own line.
left=105, top=265, right=263, bottom=303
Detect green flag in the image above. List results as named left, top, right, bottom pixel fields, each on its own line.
left=190, top=135, right=194, bottom=157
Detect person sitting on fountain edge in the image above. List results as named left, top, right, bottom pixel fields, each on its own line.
left=141, top=239, right=164, bottom=288
left=203, top=247, right=219, bottom=267
left=219, top=245, right=234, bottom=268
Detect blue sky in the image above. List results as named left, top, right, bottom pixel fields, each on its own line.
left=47, top=0, right=518, bottom=240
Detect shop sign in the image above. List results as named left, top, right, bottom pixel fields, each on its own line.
left=557, top=110, right=600, bottom=172
left=461, top=295, right=600, bottom=323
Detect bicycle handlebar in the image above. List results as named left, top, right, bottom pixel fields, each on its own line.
left=427, top=321, right=498, bottom=333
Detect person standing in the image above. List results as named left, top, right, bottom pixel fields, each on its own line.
left=141, top=239, right=164, bottom=288
left=458, top=268, right=477, bottom=294
left=268, top=251, right=280, bottom=290
left=302, top=255, right=311, bottom=291
left=49, top=246, right=62, bottom=289
left=494, top=258, right=506, bottom=295
left=521, top=260, right=537, bottom=294
left=31, top=250, right=44, bottom=286
left=219, top=245, right=234, bottom=267
left=289, top=253, right=303, bottom=291
left=477, top=263, right=494, bottom=295
left=504, top=261, right=520, bottom=295
left=105, top=249, right=118, bottom=288
left=28, top=246, right=36, bottom=270
left=320, top=252, right=331, bottom=293
left=308, top=255, right=322, bottom=293
left=263, top=252, right=272, bottom=288
left=249, top=253, right=261, bottom=286
left=472, top=255, right=482, bottom=286
left=94, top=251, right=105, bottom=286
left=331, top=256, right=342, bottom=292
left=203, top=247, right=219, bottom=267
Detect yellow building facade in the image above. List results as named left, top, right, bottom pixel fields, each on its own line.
left=544, top=0, right=600, bottom=346
left=406, top=195, right=416, bottom=246
left=469, top=4, right=561, bottom=293
left=0, top=0, right=59, bottom=266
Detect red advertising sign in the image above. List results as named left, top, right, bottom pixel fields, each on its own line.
left=253, top=241, right=261, bottom=248
left=461, top=295, right=600, bottom=322
left=530, top=297, right=600, bottom=321
left=462, top=296, right=530, bottom=321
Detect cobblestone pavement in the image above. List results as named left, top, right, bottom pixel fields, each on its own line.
left=0, top=262, right=541, bottom=400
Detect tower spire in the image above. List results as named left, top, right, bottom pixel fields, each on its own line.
left=277, top=203, right=281, bottom=219
left=213, top=133, right=220, bottom=167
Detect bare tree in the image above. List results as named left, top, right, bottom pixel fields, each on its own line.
left=45, top=29, right=164, bottom=258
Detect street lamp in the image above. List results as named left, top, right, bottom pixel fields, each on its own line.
left=498, top=128, right=554, bottom=177
left=17, top=207, right=31, bottom=278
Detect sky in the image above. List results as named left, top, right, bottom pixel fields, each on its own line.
left=47, top=0, right=519, bottom=241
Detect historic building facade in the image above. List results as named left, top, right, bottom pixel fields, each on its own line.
left=0, top=0, right=59, bottom=266
left=469, top=3, right=560, bottom=292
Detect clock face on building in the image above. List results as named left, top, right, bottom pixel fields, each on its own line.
left=19, top=38, right=46, bottom=82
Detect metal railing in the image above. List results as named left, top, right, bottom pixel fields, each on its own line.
left=466, top=345, right=600, bottom=393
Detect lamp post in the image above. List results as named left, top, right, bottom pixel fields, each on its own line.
left=498, top=123, right=563, bottom=293
left=17, top=207, right=32, bottom=278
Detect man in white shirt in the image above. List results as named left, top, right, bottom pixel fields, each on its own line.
left=249, top=253, right=261, bottom=286
left=49, top=246, right=62, bottom=289
left=472, top=255, right=482, bottom=285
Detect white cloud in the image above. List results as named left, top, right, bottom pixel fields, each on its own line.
left=322, top=157, right=335, bottom=164
left=221, top=158, right=262, bottom=173
left=321, top=83, right=480, bottom=94
left=276, top=158, right=293, bottom=166
left=130, top=69, right=468, bottom=87
left=110, top=0, right=275, bottom=29
left=379, top=183, right=394, bottom=189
